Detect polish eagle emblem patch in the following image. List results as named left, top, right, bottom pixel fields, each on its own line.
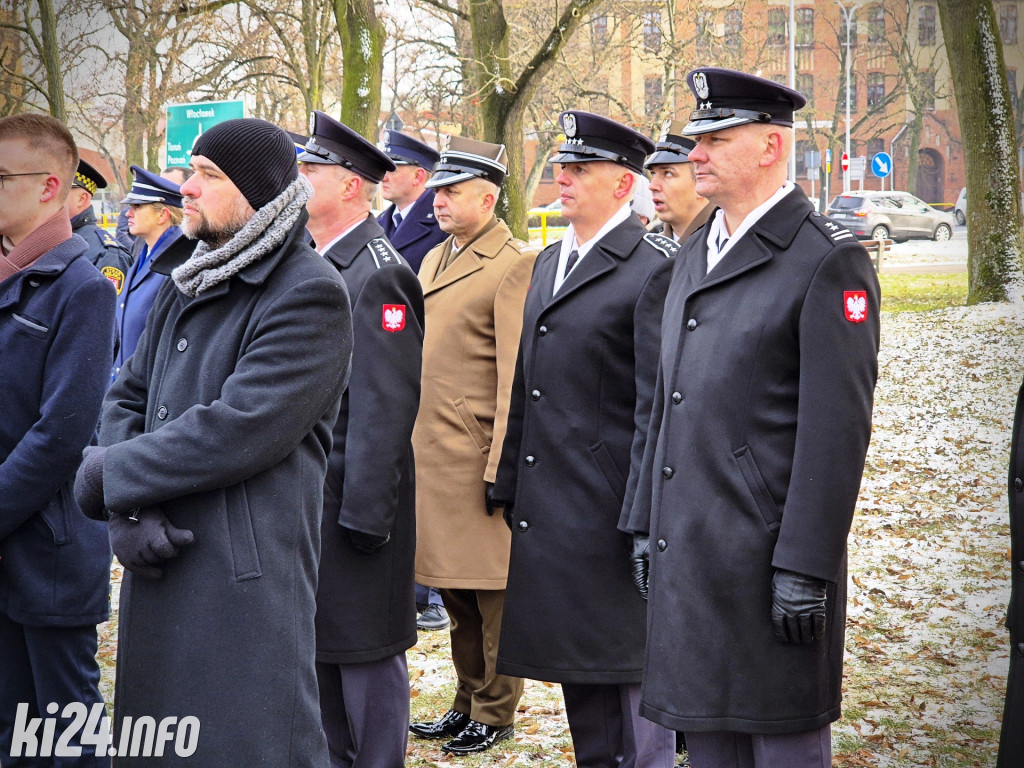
left=844, top=291, right=868, bottom=323
left=382, top=304, right=406, bottom=332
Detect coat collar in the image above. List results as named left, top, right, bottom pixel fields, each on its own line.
left=421, top=217, right=511, bottom=295
left=70, top=208, right=97, bottom=230
left=322, top=215, right=387, bottom=270
left=0, top=234, right=88, bottom=310
left=389, top=191, right=437, bottom=247
left=130, top=229, right=192, bottom=289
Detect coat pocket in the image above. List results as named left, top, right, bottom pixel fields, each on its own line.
left=454, top=397, right=490, bottom=455
left=590, top=440, right=627, bottom=500
left=734, top=445, right=781, bottom=533
left=36, top=483, right=73, bottom=545
left=225, top=484, right=262, bottom=581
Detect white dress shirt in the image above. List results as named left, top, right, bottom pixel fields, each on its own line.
left=705, top=182, right=794, bottom=275
left=553, top=203, right=634, bottom=295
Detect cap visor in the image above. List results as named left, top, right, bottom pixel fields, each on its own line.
left=645, top=149, right=691, bottom=167
left=297, top=151, right=334, bottom=164
left=121, top=193, right=166, bottom=205
left=425, top=169, right=477, bottom=189
left=682, top=115, right=761, bottom=135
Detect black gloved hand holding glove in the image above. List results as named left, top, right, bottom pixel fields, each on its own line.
left=770, top=568, right=828, bottom=643
left=485, top=483, right=517, bottom=530
left=109, top=507, right=196, bottom=580
left=629, top=533, right=650, bottom=600
left=344, top=526, right=390, bottom=554
left=74, top=446, right=108, bottom=520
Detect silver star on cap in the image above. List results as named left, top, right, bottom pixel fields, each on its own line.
left=694, top=72, right=710, bottom=100
left=563, top=113, right=577, bottom=138
left=699, top=101, right=713, bottom=110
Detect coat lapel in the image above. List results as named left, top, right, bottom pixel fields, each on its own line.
left=390, top=192, right=437, bottom=250
left=542, top=217, right=644, bottom=310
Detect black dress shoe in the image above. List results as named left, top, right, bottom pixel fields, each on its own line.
left=416, top=604, right=450, bottom=630
left=441, top=720, right=514, bottom=755
left=409, top=709, right=469, bottom=739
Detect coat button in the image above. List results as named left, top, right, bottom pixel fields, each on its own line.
left=671, top=392, right=682, bottom=404
left=686, top=319, right=698, bottom=331
left=1018, top=560, right=1024, bottom=574
left=157, top=405, right=168, bottom=420
left=29, top=279, right=40, bottom=287
left=661, top=467, right=674, bottom=479
left=518, top=520, right=529, bottom=531
left=1018, top=642, right=1024, bottom=657
left=120, top=302, right=125, bottom=309
left=538, top=325, right=548, bottom=336
left=657, top=539, right=667, bottom=551
left=525, top=455, right=536, bottom=467
left=176, top=338, right=188, bottom=352
left=1016, top=477, right=1023, bottom=492
left=531, top=389, right=541, bottom=400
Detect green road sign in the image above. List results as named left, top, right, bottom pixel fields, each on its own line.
left=165, top=100, right=245, bottom=167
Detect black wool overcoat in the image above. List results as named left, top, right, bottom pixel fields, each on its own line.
left=99, top=213, right=352, bottom=767
left=494, top=214, right=676, bottom=684
left=315, top=215, right=423, bottom=664
left=624, top=188, right=880, bottom=735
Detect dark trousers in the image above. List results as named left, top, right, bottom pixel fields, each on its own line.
left=561, top=682, right=674, bottom=768
left=0, top=611, right=107, bottom=768
left=439, top=588, right=523, bottom=726
left=997, top=641, right=1024, bottom=767
left=316, top=653, right=409, bottom=768
left=684, top=725, right=831, bottom=768
left=414, top=584, right=443, bottom=608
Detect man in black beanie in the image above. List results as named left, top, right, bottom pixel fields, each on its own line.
left=75, top=117, right=353, bottom=767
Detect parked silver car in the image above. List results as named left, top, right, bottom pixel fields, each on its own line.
left=955, top=187, right=966, bottom=225
left=827, top=191, right=956, bottom=242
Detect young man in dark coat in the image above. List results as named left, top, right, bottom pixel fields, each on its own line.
left=999, top=376, right=1024, bottom=766
left=299, top=110, right=424, bottom=768
left=67, top=158, right=132, bottom=286
left=0, top=113, right=116, bottom=768
left=491, top=110, right=678, bottom=768
left=74, top=118, right=353, bottom=768
left=377, top=130, right=446, bottom=275
left=624, top=68, right=880, bottom=768
left=645, top=120, right=713, bottom=243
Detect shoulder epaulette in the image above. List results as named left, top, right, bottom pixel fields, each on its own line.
left=643, top=232, right=681, bottom=258
left=367, top=237, right=402, bottom=268
left=809, top=212, right=856, bottom=244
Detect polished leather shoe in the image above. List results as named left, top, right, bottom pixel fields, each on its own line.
left=441, top=720, right=514, bottom=755
left=416, top=603, right=450, bottom=631
left=409, top=709, right=469, bottom=740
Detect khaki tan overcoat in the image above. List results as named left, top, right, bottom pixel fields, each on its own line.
left=412, top=217, right=537, bottom=589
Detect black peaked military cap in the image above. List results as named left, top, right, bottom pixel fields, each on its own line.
left=120, top=165, right=183, bottom=208
left=286, top=131, right=308, bottom=155
left=645, top=119, right=697, bottom=167
left=682, top=67, right=807, bottom=135
left=550, top=111, right=655, bottom=174
left=382, top=130, right=440, bottom=170
left=74, top=159, right=108, bottom=195
left=424, top=135, right=508, bottom=189
left=299, top=111, right=396, bottom=183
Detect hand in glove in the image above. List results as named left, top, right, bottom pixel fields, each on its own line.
left=770, top=568, right=828, bottom=644
left=74, top=446, right=107, bottom=520
left=109, top=507, right=195, bottom=580
left=484, top=483, right=500, bottom=515
left=629, top=534, right=650, bottom=600
left=345, top=526, right=390, bottom=554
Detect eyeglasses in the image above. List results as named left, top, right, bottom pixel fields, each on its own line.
left=0, top=171, right=52, bottom=190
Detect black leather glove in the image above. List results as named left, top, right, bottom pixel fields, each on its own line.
left=74, top=446, right=107, bottom=520
left=484, top=483, right=499, bottom=515
left=771, top=568, right=828, bottom=644
left=109, top=507, right=195, bottom=580
left=345, top=527, right=390, bottom=554
left=629, top=533, right=650, bottom=600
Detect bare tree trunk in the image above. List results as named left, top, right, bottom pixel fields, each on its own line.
left=906, top=111, right=922, bottom=196
left=335, top=0, right=384, bottom=139
left=37, top=0, right=65, bottom=120
left=937, top=0, right=1023, bottom=302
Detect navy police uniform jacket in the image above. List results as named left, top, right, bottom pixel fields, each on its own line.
left=377, top=190, right=446, bottom=273
left=71, top=207, right=132, bottom=287
left=493, top=214, right=676, bottom=684
left=315, top=215, right=424, bottom=664
left=625, top=187, right=880, bottom=734
left=0, top=235, right=116, bottom=627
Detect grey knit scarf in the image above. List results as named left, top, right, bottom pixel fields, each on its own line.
left=172, top=175, right=312, bottom=297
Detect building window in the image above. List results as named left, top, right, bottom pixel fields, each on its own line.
left=695, top=10, right=713, bottom=51
left=767, top=8, right=786, bottom=47
left=918, top=5, right=936, bottom=45
left=919, top=70, right=935, bottom=110
left=644, top=76, right=663, bottom=118
left=541, top=163, right=554, bottom=181
left=867, top=72, right=885, bottom=107
left=772, top=73, right=788, bottom=85
left=842, top=72, right=858, bottom=109
left=796, top=73, right=814, bottom=101
left=795, top=139, right=816, bottom=177
left=593, top=15, right=609, bottom=47
left=724, top=9, right=742, bottom=48
left=795, top=8, right=814, bottom=47
left=1001, top=4, right=1018, bottom=44
left=840, top=12, right=858, bottom=46
left=867, top=137, right=884, bottom=157
left=643, top=11, right=662, bottom=52
left=867, top=5, right=885, bottom=44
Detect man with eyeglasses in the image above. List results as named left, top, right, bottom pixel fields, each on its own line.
left=0, top=113, right=116, bottom=767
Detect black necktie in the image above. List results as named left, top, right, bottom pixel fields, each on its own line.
left=392, top=212, right=403, bottom=230
left=564, top=249, right=579, bottom=277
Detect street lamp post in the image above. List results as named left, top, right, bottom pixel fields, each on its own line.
left=836, top=0, right=863, bottom=193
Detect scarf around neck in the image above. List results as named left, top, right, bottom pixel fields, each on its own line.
left=0, top=208, right=74, bottom=283
left=172, top=175, right=312, bottom=297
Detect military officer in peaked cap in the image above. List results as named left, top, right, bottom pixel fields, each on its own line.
left=645, top=119, right=713, bottom=243
left=298, top=110, right=424, bottom=768
left=624, top=67, right=880, bottom=768
left=68, top=158, right=131, bottom=293
left=491, top=110, right=678, bottom=768
left=376, top=130, right=446, bottom=275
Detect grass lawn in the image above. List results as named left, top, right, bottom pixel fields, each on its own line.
left=879, top=272, right=968, bottom=313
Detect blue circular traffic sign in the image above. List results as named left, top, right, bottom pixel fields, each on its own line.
left=871, top=152, right=893, bottom=178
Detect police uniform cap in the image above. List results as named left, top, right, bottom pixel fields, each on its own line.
left=382, top=130, right=440, bottom=170
left=121, top=165, right=184, bottom=208
left=286, top=131, right=309, bottom=155
left=645, top=119, right=697, bottom=167
left=682, top=67, right=807, bottom=135
left=550, top=111, right=655, bottom=174
left=425, top=135, right=508, bottom=189
left=74, top=159, right=108, bottom=195
left=299, top=111, right=396, bottom=183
